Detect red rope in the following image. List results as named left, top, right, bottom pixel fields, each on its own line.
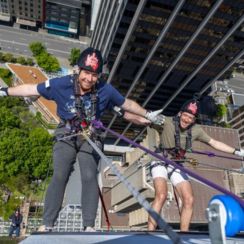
left=98, top=187, right=111, bottom=231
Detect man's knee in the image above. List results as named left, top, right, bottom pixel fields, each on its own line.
left=155, top=192, right=167, bottom=204
left=182, top=194, right=194, bottom=208
left=52, top=172, right=69, bottom=183
left=82, top=169, right=97, bottom=183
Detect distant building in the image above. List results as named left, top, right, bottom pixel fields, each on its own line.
left=228, top=105, right=244, bottom=148
left=45, top=0, right=92, bottom=38
left=0, top=0, right=11, bottom=22
left=6, top=63, right=59, bottom=126
left=210, top=73, right=244, bottom=121
left=0, top=0, right=93, bottom=38
left=12, top=0, right=44, bottom=29
left=0, top=0, right=44, bottom=29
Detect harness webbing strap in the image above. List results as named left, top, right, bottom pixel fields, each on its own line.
left=72, top=73, right=98, bottom=125
left=73, top=73, right=83, bottom=119
left=174, top=116, right=192, bottom=154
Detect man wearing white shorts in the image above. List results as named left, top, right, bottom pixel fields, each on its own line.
left=151, top=160, right=189, bottom=186
left=148, top=98, right=244, bottom=231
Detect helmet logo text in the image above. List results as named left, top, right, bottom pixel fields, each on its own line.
left=187, top=102, right=197, bottom=115
left=85, top=52, right=99, bottom=71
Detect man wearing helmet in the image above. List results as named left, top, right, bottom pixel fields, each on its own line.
left=0, top=47, right=164, bottom=232
left=148, top=99, right=244, bottom=232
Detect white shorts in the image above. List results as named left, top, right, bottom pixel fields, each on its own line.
left=150, top=161, right=189, bottom=186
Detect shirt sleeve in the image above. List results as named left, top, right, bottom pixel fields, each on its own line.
left=107, top=84, right=125, bottom=107
left=37, top=78, right=57, bottom=100
left=196, top=126, right=211, bottom=143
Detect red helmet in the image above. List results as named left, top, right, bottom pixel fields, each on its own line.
left=180, top=99, right=199, bottom=116
left=77, top=47, right=103, bottom=74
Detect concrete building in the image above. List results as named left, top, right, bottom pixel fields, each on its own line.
left=228, top=105, right=244, bottom=148
left=0, top=0, right=11, bottom=22
left=12, top=0, right=44, bottom=29
left=0, top=0, right=44, bottom=29
left=45, top=0, right=81, bottom=38
left=0, top=0, right=93, bottom=38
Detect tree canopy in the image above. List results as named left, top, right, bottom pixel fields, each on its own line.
left=0, top=97, right=53, bottom=219
left=29, top=42, right=46, bottom=57
left=29, top=42, right=61, bottom=72
left=69, top=48, right=80, bottom=66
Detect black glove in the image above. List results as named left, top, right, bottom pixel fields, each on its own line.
left=0, top=87, right=8, bottom=96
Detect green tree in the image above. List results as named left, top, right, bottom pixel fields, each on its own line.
left=36, top=52, right=49, bottom=68
left=16, top=56, right=27, bottom=65
left=216, top=104, right=227, bottom=118
left=36, top=53, right=60, bottom=72
left=2, top=53, right=16, bottom=63
left=0, top=52, right=3, bottom=62
left=29, top=42, right=46, bottom=56
left=0, top=107, right=21, bottom=129
left=25, top=128, right=53, bottom=179
left=69, top=48, right=80, bottom=66
left=47, top=55, right=60, bottom=72
left=0, top=97, right=26, bottom=109
left=26, top=57, right=34, bottom=66
left=0, top=68, right=12, bottom=86
left=0, top=100, right=53, bottom=219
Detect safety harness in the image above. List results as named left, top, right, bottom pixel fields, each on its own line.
left=55, top=73, right=104, bottom=145
left=72, top=72, right=97, bottom=133
left=150, top=116, right=197, bottom=173
left=172, top=115, right=192, bottom=159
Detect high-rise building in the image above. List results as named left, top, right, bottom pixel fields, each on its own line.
left=7, top=0, right=45, bottom=30
left=91, top=1, right=244, bottom=144
left=229, top=105, right=244, bottom=148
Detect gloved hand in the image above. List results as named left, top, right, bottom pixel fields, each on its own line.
left=145, top=109, right=165, bottom=125
left=0, top=87, right=8, bottom=96
left=234, top=148, right=244, bottom=157
left=112, top=106, right=125, bottom=118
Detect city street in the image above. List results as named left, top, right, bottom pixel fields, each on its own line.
left=0, top=25, right=88, bottom=60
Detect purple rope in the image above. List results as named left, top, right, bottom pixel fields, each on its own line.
left=93, top=120, right=244, bottom=209
left=191, top=150, right=243, bottom=161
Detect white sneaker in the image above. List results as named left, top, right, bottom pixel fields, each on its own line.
left=38, top=225, right=53, bottom=232
left=84, top=226, right=96, bottom=232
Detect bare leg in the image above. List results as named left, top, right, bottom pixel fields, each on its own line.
left=175, top=181, right=194, bottom=231
left=148, top=177, right=168, bottom=230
